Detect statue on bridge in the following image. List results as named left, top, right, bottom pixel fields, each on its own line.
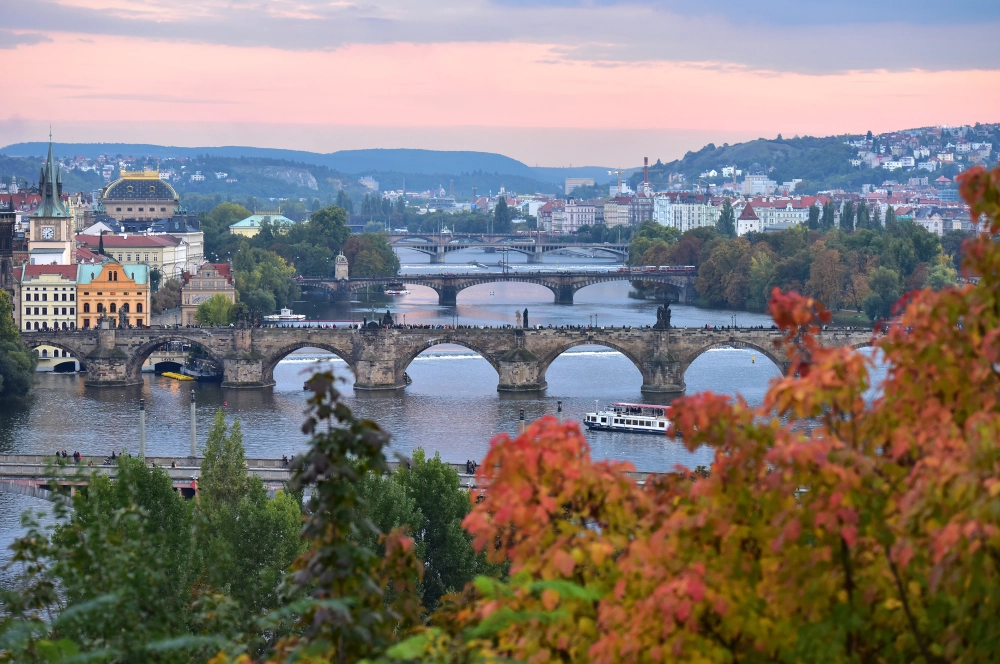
left=523, top=308, right=529, bottom=329
left=380, top=309, right=395, bottom=327
left=515, top=310, right=522, bottom=327
left=118, top=307, right=128, bottom=329
left=654, top=302, right=671, bottom=330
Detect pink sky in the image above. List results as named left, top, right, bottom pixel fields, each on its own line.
left=2, top=0, right=999, bottom=165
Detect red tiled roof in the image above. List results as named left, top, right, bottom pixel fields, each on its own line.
left=17, top=264, right=78, bottom=281
left=76, top=234, right=180, bottom=248
left=738, top=203, right=759, bottom=220
left=76, top=247, right=104, bottom=263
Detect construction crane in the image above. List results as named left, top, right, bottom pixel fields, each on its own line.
left=607, top=168, right=633, bottom=196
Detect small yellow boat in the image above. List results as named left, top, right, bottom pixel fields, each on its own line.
left=162, top=371, right=195, bottom=381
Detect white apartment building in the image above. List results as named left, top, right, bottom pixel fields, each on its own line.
left=603, top=197, right=632, bottom=228
left=654, top=195, right=720, bottom=232
left=14, top=264, right=78, bottom=331
left=551, top=202, right=596, bottom=234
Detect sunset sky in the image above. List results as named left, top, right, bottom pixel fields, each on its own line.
left=1, top=0, right=998, bottom=166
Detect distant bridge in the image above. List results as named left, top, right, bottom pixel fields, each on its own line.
left=387, top=233, right=629, bottom=264
left=21, top=325, right=872, bottom=395
left=301, top=268, right=697, bottom=306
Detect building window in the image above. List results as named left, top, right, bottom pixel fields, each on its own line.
left=116, top=207, right=122, bottom=212
left=41, top=293, right=46, bottom=301
left=120, top=303, right=129, bottom=313
left=83, top=303, right=90, bottom=313
left=96, top=303, right=103, bottom=313
left=33, top=322, right=39, bottom=330
left=70, top=294, right=74, bottom=301
left=83, top=319, right=90, bottom=328
left=25, top=322, right=30, bottom=330
left=138, top=208, right=144, bottom=213
left=70, top=322, right=75, bottom=330
left=160, top=207, right=166, bottom=212
left=117, top=255, right=123, bottom=262
left=127, top=254, right=132, bottom=261
left=42, top=308, right=47, bottom=315
left=144, top=253, right=149, bottom=262
left=127, top=208, right=132, bottom=212
left=41, top=349, right=48, bottom=357
left=110, top=303, right=116, bottom=313
left=136, top=303, right=143, bottom=313
left=70, top=307, right=75, bottom=315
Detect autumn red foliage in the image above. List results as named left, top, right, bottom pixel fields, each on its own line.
left=391, top=165, right=1000, bottom=663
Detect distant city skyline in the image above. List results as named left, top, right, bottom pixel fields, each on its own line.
left=1, top=0, right=998, bottom=166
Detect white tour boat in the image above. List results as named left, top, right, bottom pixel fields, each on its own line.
left=583, top=402, right=670, bottom=434
left=384, top=289, right=410, bottom=295
left=263, top=307, right=306, bottom=322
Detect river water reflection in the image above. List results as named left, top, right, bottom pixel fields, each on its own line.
left=3, top=248, right=853, bottom=573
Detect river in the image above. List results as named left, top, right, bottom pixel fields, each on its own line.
left=0, top=247, right=858, bottom=575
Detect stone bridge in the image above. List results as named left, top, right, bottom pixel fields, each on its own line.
left=388, top=234, right=630, bottom=264
left=301, top=268, right=698, bottom=306
left=21, top=325, right=872, bottom=395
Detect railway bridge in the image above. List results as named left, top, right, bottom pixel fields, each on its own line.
left=388, top=234, right=629, bottom=264
left=301, top=268, right=698, bottom=306
left=21, top=325, right=872, bottom=395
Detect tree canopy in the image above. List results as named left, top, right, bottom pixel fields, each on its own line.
left=0, top=289, right=36, bottom=401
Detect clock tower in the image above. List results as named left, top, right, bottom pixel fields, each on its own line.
left=28, top=139, right=75, bottom=265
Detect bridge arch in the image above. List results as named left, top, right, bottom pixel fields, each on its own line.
left=398, top=337, right=501, bottom=379
left=681, top=340, right=786, bottom=376
left=536, top=339, right=648, bottom=386
left=126, top=337, right=227, bottom=383
left=21, top=337, right=89, bottom=371
left=261, top=342, right=357, bottom=386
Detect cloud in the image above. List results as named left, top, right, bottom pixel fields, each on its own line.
left=69, top=93, right=238, bottom=104
left=2, top=0, right=998, bottom=74
left=0, top=29, right=52, bottom=48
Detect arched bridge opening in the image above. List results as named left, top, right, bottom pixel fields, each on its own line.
left=540, top=342, right=645, bottom=396
left=398, top=339, right=500, bottom=393
left=261, top=343, right=357, bottom=387
left=22, top=338, right=89, bottom=372
left=126, top=337, right=227, bottom=384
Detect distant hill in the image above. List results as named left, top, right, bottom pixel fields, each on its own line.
left=0, top=142, right=613, bottom=186
left=632, top=126, right=999, bottom=194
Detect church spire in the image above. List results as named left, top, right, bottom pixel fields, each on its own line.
left=33, top=134, right=70, bottom=218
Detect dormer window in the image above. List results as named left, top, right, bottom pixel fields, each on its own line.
left=127, top=185, right=133, bottom=193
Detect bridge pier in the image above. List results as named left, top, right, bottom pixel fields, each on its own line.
left=85, top=326, right=134, bottom=387
left=497, top=347, right=546, bottom=392
left=438, top=286, right=458, bottom=307
left=526, top=252, right=543, bottom=264
left=429, top=250, right=446, bottom=264
left=553, top=285, right=575, bottom=305
left=640, top=359, right=686, bottom=395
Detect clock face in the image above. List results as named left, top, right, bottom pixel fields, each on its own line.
left=41, top=227, right=54, bottom=240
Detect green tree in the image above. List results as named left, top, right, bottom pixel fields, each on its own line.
left=840, top=200, right=855, bottom=233
left=862, top=265, right=901, bottom=320
left=493, top=197, right=511, bottom=233
left=856, top=200, right=870, bottom=230
left=0, top=289, right=36, bottom=401
left=150, top=267, right=163, bottom=293
left=195, top=293, right=235, bottom=326
left=343, top=233, right=401, bottom=277
left=925, top=260, right=958, bottom=290
left=884, top=204, right=898, bottom=232
left=240, top=288, right=277, bottom=322
left=200, top=410, right=250, bottom=508
left=716, top=198, right=736, bottom=237
left=807, top=204, right=820, bottom=230
left=150, top=278, right=181, bottom=314
left=871, top=203, right=882, bottom=231
left=233, top=245, right=300, bottom=309
left=396, top=449, right=485, bottom=610
left=746, top=251, right=777, bottom=312
left=201, top=202, right=252, bottom=261
left=336, top=189, right=354, bottom=214
left=821, top=200, right=836, bottom=231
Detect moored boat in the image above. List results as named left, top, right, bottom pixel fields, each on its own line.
left=263, top=307, right=306, bottom=322
left=583, top=402, right=669, bottom=434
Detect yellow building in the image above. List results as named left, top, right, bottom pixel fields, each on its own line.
left=76, top=261, right=150, bottom=329
left=181, top=262, right=235, bottom=325
left=228, top=211, right=297, bottom=238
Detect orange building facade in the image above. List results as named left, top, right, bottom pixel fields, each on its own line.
left=76, top=261, right=151, bottom=329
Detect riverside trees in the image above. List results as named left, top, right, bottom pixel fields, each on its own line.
left=0, top=289, right=36, bottom=401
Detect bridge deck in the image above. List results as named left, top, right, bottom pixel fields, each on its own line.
left=0, top=454, right=659, bottom=493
